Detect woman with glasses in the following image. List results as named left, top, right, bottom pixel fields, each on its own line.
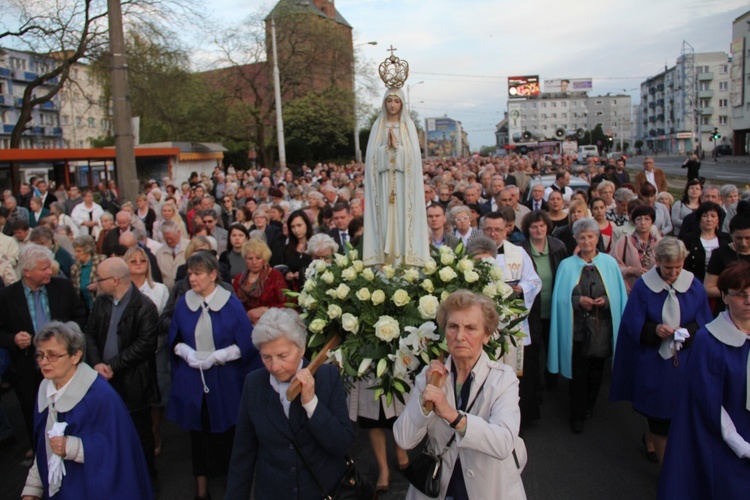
left=21, top=322, right=152, bottom=499
left=221, top=197, right=236, bottom=229
left=658, top=261, right=750, bottom=499
left=70, top=235, right=105, bottom=313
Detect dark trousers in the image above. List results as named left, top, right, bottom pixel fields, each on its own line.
left=569, top=341, right=606, bottom=420
left=190, top=397, right=235, bottom=478
left=130, top=407, right=157, bottom=481
left=519, top=341, right=542, bottom=424
left=13, top=364, right=42, bottom=448
left=541, top=318, right=557, bottom=388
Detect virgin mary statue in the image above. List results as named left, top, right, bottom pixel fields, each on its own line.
left=363, top=54, right=429, bottom=268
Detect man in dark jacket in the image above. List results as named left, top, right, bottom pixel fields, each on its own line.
left=0, top=244, right=86, bottom=453
left=84, top=257, right=159, bottom=484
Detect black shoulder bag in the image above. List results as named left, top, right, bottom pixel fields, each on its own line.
left=401, top=377, right=489, bottom=498
left=291, top=439, right=375, bottom=500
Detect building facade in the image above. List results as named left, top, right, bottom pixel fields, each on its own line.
left=0, top=48, right=63, bottom=149
left=639, top=51, right=732, bottom=155
left=58, top=63, right=111, bottom=149
left=730, top=10, right=750, bottom=156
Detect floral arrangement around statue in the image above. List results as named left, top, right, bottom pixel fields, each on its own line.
left=285, top=243, right=528, bottom=406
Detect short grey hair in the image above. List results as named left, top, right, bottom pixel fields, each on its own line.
left=29, top=226, right=54, bottom=245
left=20, top=244, right=55, bottom=271
left=306, top=233, right=338, bottom=256
left=72, top=235, right=97, bottom=256
left=252, top=308, right=307, bottom=350
left=33, top=321, right=87, bottom=360
left=100, top=211, right=114, bottom=222
left=248, top=229, right=267, bottom=243
left=596, top=180, right=615, bottom=193
left=572, top=217, right=600, bottom=238
left=161, top=219, right=179, bottom=235
left=449, top=205, right=471, bottom=224
left=720, top=184, right=738, bottom=199
left=307, top=191, right=324, bottom=203
left=131, top=227, right=147, bottom=241
left=466, top=236, right=498, bottom=259
left=614, top=188, right=635, bottom=203
left=655, top=236, right=688, bottom=263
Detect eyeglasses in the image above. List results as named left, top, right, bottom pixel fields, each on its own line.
left=454, top=217, right=470, bottom=223
left=482, top=227, right=505, bottom=234
left=92, top=276, right=115, bottom=284
left=128, top=259, right=148, bottom=264
left=726, top=290, right=750, bottom=301
left=35, top=352, right=70, bottom=363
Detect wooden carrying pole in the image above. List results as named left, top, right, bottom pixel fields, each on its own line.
left=286, top=334, right=342, bottom=401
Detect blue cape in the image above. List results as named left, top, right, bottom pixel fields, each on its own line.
left=34, top=373, right=153, bottom=499
left=547, top=253, right=628, bottom=379
left=658, top=315, right=750, bottom=498
left=609, top=273, right=712, bottom=418
left=167, top=293, right=260, bottom=432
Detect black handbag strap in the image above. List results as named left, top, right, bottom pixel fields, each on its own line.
left=290, top=437, right=334, bottom=500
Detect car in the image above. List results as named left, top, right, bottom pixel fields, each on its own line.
left=523, top=174, right=590, bottom=202
left=715, top=145, right=732, bottom=157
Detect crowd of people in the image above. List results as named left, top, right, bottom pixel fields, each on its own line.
left=0, top=148, right=748, bottom=499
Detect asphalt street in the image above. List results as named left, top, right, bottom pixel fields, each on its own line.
left=0, top=369, right=658, bottom=500
left=624, top=154, right=750, bottom=185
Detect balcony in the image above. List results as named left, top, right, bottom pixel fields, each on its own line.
left=700, top=124, right=716, bottom=133
left=15, top=97, right=24, bottom=107
left=697, top=90, right=714, bottom=98
left=40, top=101, right=57, bottom=110
left=0, top=67, right=10, bottom=78
left=697, top=72, right=714, bottom=81
left=700, top=107, right=714, bottom=115
left=2, top=124, right=14, bottom=134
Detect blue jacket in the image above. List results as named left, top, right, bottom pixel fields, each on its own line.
left=226, top=363, right=355, bottom=500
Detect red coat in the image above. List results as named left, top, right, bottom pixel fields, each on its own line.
left=232, top=267, right=287, bottom=311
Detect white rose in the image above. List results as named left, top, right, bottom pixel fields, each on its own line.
left=325, top=289, right=338, bottom=299
left=423, top=259, right=437, bottom=275
left=341, top=313, right=359, bottom=333
left=373, top=316, right=400, bottom=342
left=418, top=295, right=440, bottom=319
left=327, top=304, right=342, bottom=319
left=483, top=284, right=498, bottom=298
left=490, top=264, right=503, bottom=281
left=302, top=278, right=316, bottom=292
left=382, top=265, right=395, bottom=279
left=441, top=290, right=450, bottom=301
left=334, top=253, right=349, bottom=267
left=440, top=252, right=455, bottom=265
left=309, top=318, right=327, bottom=334
left=352, top=260, right=364, bottom=272
left=392, top=289, right=411, bottom=307
left=314, top=259, right=328, bottom=273
left=403, top=269, right=420, bottom=283
left=341, top=267, right=357, bottom=281
left=335, top=283, right=351, bottom=300
left=304, top=295, right=318, bottom=308
left=439, top=245, right=453, bottom=255
left=464, top=270, right=480, bottom=283
left=438, top=266, right=458, bottom=282
left=356, top=288, right=371, bottom=301
left=320, top=270, right=334, bottom=284
left=457, top=258, right=474, bottom=272
left=361, top=268, right=375, bottom=281
left=496, top=280, right=514, bottom=298
left=421, top=279, right=434, bottom=293
left=371, top=290, right=386, bottom=305
left=348, top=249, right=359, bottom=260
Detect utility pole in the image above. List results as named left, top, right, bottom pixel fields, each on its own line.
left=107, top=0, right=138, bottom=203
left=271, top=17, right=286, bottom=171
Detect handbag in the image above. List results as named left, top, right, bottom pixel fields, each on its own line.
left=291, top=439, right=375, bottom=500
left=401, top=377, right=489, bottom=498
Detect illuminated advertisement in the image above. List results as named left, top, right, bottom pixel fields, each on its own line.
left=425, top=117, right=459, bottom=157
left=544, top=78, right=593, bottom=93
left=508, top=75, right=540, bottom=98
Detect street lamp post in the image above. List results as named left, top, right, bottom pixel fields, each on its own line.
left=271, top=17, right=286, bottom=170
left=353, top=41, right=377, bottom=164
left=407, top=81, right=424, bottom=114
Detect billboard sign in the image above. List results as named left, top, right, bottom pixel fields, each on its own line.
left=425, top=118, right=459, bottom=157
left=507, top=75, right=540, bottom=98
left=544, top=78, right=593, bottom=93
left=730, top=37, right=745, bottom=108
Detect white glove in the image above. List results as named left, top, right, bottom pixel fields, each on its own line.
left=47, top=422, right=68, bottom=496
left=671, top=328, right=690, bottom=352
left=174, top=343, right=199, bottom=366
left=198, top=345, right=241, bottom=370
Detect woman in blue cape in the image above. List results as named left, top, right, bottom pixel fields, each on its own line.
left=610, top=238, right=712, bottom=463
left=548, top=218, right=628, bottom=433
left=658, top=261, right=750, bottom=499
left=22, top=321, right=152, bottom=500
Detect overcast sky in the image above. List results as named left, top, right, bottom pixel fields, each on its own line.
left=203, top=0, right=747, bottom=149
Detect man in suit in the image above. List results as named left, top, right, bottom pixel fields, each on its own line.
left=63, top=185, right=83, bottom=215
left=523, top=183, right=549, bottom=212
left=0, top=244, right=86, bottom=452
left=3, top=196, right=29, bottom=236
left=327, top=202, right=352, bottom=253
left=427, top=204, right=460, bottom=250
left=479, top=175, right=506, bottom=214
left=102, top=210, right=133, bottom=257
left=27, top=197, right=50, bottom=229
left=155, top=220, right=189, bottom=291
left=634, top=157, right=668, bottom=194
left=201, top=209, right=228, bottom=255
left=36, top=180, right=57, bottom=210
left=84, top=257, right=159, bottom=485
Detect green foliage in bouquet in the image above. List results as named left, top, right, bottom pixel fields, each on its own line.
left=285, top=243, right=528, bottom=406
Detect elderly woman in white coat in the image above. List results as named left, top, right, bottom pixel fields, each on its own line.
left=394, top=290, right=527, bottom=500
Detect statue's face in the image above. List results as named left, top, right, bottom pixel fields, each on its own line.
left=385, top=95, right=402, bottom=117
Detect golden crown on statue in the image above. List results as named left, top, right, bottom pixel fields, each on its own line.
left=378, top=45, right=409, bottom=89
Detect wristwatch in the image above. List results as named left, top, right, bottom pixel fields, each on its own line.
left=450, top=411, right=466, bottom=429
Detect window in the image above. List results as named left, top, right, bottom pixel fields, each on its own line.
left=530, top=103, right=537, bottom=109
left=562, top=113, right=568, bottom=118
left=697, top=65, right=709, bottom=73
left=0, top=110, right=7, bottom=123
left=541, top=102, right=547, bottom=108
left=596, top=111, right=604, bottom=116
left=75, top=117, right=82, bottom=126
left=719, top=99, right=728, bottom=107
left=10, top=57, right=27, bottom=70
left=520, top=104, right=526, bottom=109
left=701, top=116, right=710, bottom=125
left=61, top=115, right=69, bottom=125
left=720, top=64, right=728, bottom=73
left=719, top=82, right=728, bottom=91
left=699, top=99, right=710, bottom=108
left=77, top=140, right=84, bottom=148
left=541, top=125, right=547, bottom=130
left=561, top=101, right=567, bottom=108
left=551, top=102, right=557, bottom=108
left=0, top=82, right=4, bottom=94
left=551, top=113, right=557, bottom=118
left=88, top=117, right=95, bottom=127
left=595, top=100, right=603, bottom=105
left=719, top=116, right=728, bottom=125
left=541, top=113, right=547, bottom=119
left=100, top=119, right=110, bottom=130
left=699, top=82, right=710, bottom=91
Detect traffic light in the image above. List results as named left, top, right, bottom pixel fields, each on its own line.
left=713, top=128, right=721, bottom=140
